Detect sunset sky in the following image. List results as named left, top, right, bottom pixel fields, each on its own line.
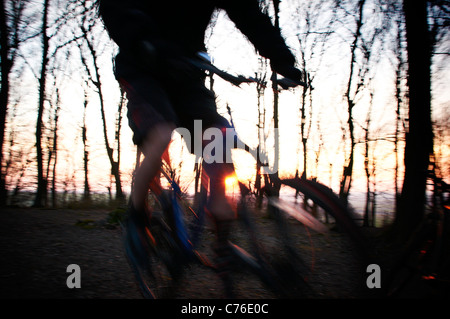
left=4, top=0, right=449, bottom=215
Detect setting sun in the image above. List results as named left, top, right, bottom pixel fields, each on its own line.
left=225, top=174, right=238, bottom=196
left=225, top=175, right=238, bottom=188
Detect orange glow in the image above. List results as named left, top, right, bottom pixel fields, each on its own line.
left=225, top=175, right=238, bottom=188
left=225, top=174, right=238, bottom=195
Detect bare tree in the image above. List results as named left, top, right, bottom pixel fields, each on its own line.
left=393, top=0, right=434, bottom=238
left=78, top=2, right=124, bottom=201
left=254, top=56, right=268, bottom=207
left=114, top=87, right=126, bottom=196
left=294, top=0, right=335, bottom=181
left=33, top=0, right=51, bottom=207
left=362, top=91, right=374, bottom=227
left=391, top=5, right=407, bottom=212
left=34, top=0, right=76, bottom=207
left=338, top=0, right=366, bottom=204
left=82, top=91, right=91, bottom=202
left=49, top=87, right=60, bottom=208
left=334, top=0, right=384, bottom=204
left=0, top=0, right=29, bottom=206
left=270, top=0, right=281, bottom=195
left=3, top=98, right=32, bottom=206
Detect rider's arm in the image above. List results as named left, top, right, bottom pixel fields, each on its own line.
left=99, top=0, right=185, bottom=66
left=220, top=0, right=303, bottom=82
left=98, top=0, right=159, bottom=55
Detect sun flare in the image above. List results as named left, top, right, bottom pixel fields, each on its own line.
left=225, top=175, right=238, bottom=188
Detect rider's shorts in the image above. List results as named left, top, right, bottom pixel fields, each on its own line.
left=119, top=72, right=230, bottom=151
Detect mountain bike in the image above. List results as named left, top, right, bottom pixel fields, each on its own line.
left=122, top=54, right=370, bottom=299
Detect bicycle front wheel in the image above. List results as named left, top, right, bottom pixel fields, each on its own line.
left=123, top=210, right=183, bottom=299
left=281, top=178, right=367, bottom=248
left=271, top=178, right=372, bottom=297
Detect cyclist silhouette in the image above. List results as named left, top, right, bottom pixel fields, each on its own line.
left=99, top=0, right=303, bottom=292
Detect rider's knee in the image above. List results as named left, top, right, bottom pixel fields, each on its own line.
left=141, top=122, right=175, bottom=157
left=201, top=121, right=236, bottom=179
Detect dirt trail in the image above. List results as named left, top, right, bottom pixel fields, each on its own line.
left=0, top=207, right=373, bottom=299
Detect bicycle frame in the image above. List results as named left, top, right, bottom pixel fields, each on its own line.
left=149, top=162, right=204, bottom=258
left=150, top=157, right=257, bottom=255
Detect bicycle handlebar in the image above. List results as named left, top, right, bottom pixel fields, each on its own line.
left=189, top=57, right=257, bottom=87
left=190, top=52, right=307, bottom=89
left=137, top=40, right=306, bottom=88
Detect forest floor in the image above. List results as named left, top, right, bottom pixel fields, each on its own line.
left=0, top=207, right=445, bottom=300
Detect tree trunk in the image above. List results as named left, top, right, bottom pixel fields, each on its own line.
left=255, top=64, right=266, bottom=208
left=393, top=0, right=433, bottom=238
left=113, top=88, right=125, bottom=200
left=0, top=0, right=24, bottom=206
left=339, top=0, right=366, bottom=204
left=51, top=103, right=59, bottom=208
left=82, top=96, right=90, bottom=201
left=79, top=22, right=124, bottom=201
left=34, top=0, right=50, bottom=207
left=393, top=10, right=407, bottom=216
left=271, top=0, right=280, bottom=195
left=0, top=0, right=10, bottom=206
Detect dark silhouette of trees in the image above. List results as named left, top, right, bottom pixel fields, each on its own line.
left=392, top=0, right=435, bottom=238
left=271, top=0, right=281, bottom=192
left=0, top=0, right=28, bottom=206
left=77, top=1, right=124, bottom=202
left=82, top=91, right=90, bottom=202
left=33, top=0, right=51, bottom=207
left=336, top=0, right=371, bottom=204
left=392, top=9, right=407, bottom=213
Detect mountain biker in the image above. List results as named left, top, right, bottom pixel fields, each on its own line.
left=98, top=0, right=303, bottom=295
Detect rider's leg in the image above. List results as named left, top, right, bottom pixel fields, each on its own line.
left=124, top=122, right=174, bottom=270
left=119, top=75, right=177, bottom=215
left=205, top=161, right=235, bottom=251
left=175, top=78, right=237, bottom=295
left=132, top=123, right=175, bottom=213
left=201, top=122, right=236, bottom=224
left=209, top=168, right=235, bottom=298
left=202, top=135, right=236, bottom=297
left=125, top=123, right=174, bottom=269
left=207, top=166, right=235, bottom=219
left=119, top=75, right=177, bottom=269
